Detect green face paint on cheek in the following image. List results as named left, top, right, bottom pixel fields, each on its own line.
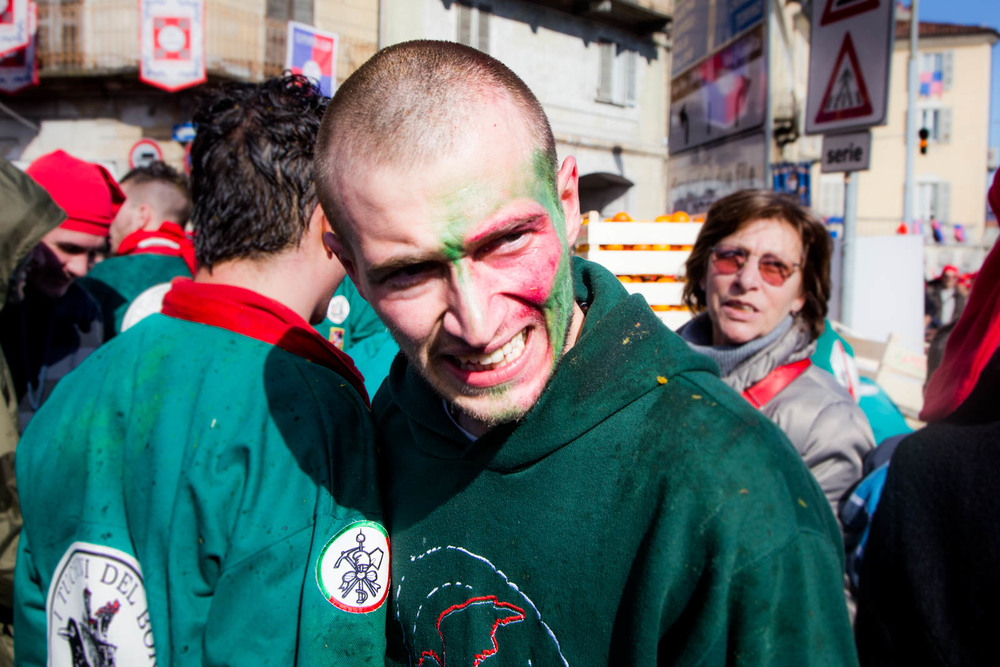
left=527, top=150, right=576, bottom=363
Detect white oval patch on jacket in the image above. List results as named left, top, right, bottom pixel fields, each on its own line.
left=46, top=542, right=157, bottom=666
left=316, top=520, right=390, bottom=613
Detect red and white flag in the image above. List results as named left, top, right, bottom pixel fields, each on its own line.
left=139, top=0, right=205, bottom=92
left=0, top=0, right=36, bottom=94
left=0, top=0, right=29, bottom=57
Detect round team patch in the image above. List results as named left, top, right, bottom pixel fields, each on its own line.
left=316, top=520, right=390, bottom=614
left=46, top=542, right=157, bottom=666
left=121, top=282, right=172, bottom=332
left=326, top=295, right=351, bottom=325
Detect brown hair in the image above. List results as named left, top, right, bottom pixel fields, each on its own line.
left=682, top=189, right=832, bottom=340
left=313, top=40, right=556, bottom=251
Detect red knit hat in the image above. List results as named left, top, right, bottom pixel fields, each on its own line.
left=25, top=150, right=126, bottom=237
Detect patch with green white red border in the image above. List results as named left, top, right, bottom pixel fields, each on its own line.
left=316, top=520, right=390, bottom=613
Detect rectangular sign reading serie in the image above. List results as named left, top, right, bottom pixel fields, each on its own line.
left=821, top=130, right=872, bottom=173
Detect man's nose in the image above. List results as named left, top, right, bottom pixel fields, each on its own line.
left=441, top=261, right=501, bottom=347
left=65, top=254, right=91, bottom=279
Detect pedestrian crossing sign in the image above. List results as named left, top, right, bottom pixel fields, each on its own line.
left=815, top=33, right=874, bottom=123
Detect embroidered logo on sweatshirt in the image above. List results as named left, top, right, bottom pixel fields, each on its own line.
left=396, top=546, right=568, bottom=666
left=316, top=520, right=390, bottom=613
left=46, top=542, right=157, bottom=667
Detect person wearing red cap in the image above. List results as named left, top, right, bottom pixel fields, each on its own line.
left=78, top=160, right=195, bottom=339
left=0, top=149, right=124, bottom=431
left=0, top=157, right=67, bottom=667
left=925, top=263, right=965, bottom=333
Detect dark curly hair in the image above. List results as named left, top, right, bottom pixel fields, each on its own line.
left=190, top=74, right=329, bottom=268
left=682, top=190, right=832, bottom=341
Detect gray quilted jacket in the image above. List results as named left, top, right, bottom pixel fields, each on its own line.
left=682, top=314, right=875, bottom=523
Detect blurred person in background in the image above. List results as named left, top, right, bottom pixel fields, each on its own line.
left=0, top=150, right=123, bottom=432
left=678, top=189, right=875, bottom=527
left=0, top=158, right=66, bottom=667
left=79, top=161, right=194, bottom=340
left=854, top=170, right=1000, bottom=666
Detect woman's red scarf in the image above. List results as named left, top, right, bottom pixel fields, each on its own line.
left=161, top=278, right=369, bottom=407
left=117, top=221, right=197, bottom=274
left=921, top=170, right=1000, bottom=421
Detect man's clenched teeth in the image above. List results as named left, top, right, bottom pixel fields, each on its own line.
left=454, top=330, right=527, bottom=371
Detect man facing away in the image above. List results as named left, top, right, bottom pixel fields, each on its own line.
left=314, top=40, right=856, bottom=665
left=14, top=75, right=386, bottom=666
left=78, top=161, right=195, bottom=339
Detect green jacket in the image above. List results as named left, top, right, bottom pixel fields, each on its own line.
left=14, top=311, right=386, bottom=665
left=377, top=258, right=857, bottom=665
left=78, top=253, right=191, bottom=340
left=0, top=159, right=65, bottom=615
left=314, top=276, right=398, bottom=397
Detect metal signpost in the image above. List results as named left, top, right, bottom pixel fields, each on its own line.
left=806, top=0, right=895, bottom=327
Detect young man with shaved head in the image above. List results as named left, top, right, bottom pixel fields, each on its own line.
left=315, top=40, right=857, bottom=665
left=79, top=161, right=195, bottom=339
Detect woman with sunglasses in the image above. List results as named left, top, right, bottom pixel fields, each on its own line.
left=677, top=189, right=875, bottom=531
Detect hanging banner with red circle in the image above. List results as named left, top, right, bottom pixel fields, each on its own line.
left=0, top=0, right=29, bottom=58
left=139, top=0, right=206, bottom=92
left=0, top=0, right=36, bottom=94
left=129, top=139, right=164, bottom=169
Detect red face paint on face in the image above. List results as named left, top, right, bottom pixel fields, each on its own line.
left=338, top=101, right=583, bottom=436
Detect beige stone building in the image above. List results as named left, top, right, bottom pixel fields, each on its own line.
left=1, top=0, right=380, bottom=174
left=2, top=0, right=672, bottom=218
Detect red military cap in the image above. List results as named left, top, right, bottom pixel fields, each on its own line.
left=25, top=149, right=126, bottom=237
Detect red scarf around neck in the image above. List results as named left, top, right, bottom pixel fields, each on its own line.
left=161, top=278, right=369, bottom=408
left=117, top=222, right=197, bottom=274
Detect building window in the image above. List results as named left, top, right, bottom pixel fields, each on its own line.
left=267, top=0, right=313, bottom=25
left=918, top=51, right=953, bottom=97
left=597, top=42, right=637, bottom=107
left=919, top=107, right=953, bottom=143
left=917, top=180, right=951, bottom=223
left=457, top=3, right=490, bottom=54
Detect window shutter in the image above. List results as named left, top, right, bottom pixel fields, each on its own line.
left=293, top=0, right=313, bottom=25
left=457, top=5, right=473, bottom=47
left=625, top=50, right=638, bottom=106
left=942, top=51, right=954, bottom=90
left=937, top=182, right=952, bottom=223
left=477, top=6, right=491, bottom=54
left=598, top=43, right=614, bottom=102
left=938, top=107, right=953, bottom=143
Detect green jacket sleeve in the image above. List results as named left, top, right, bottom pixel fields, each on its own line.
left=12, top=528, right=45, bottom=667
left=722, top=530, right=859, bottom=666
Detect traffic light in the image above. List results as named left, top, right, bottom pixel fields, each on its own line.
left=919, top=128, right=929, bottom=155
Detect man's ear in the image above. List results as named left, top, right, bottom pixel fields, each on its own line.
left=556, top=156, right=582, bottom=247
left=315, top=206, right=365, bottom=299
left=137, top=203, right=155, bottom=231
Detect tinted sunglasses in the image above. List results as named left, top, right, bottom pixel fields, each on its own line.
left=710, top=245, right=800, bottom=287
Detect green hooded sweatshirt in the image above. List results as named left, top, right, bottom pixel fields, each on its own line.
left=14, top=293, right=387, bottom=666
left=376, top=258, right=857, bottom=666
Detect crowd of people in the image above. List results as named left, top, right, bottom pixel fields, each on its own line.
left=0, top=40, right=996, bottom=665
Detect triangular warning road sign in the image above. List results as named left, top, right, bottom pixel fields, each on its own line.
left=821, top=0, right=880, bottom=26
left=815, top=33, right=874, bottom=124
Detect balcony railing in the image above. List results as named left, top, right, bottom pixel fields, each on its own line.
left=34, top=0, right=288, bottom=81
